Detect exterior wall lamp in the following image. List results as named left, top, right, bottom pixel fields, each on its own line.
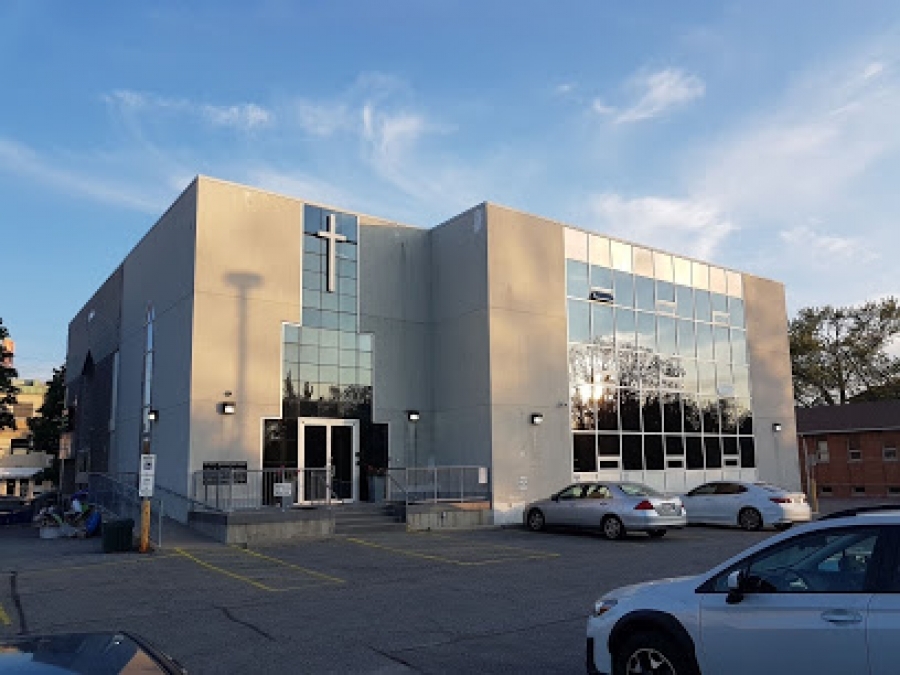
left=220, top=402, right=236, bottom=415
left=772, top=422, right=782, bottom=433
left=407, top=410, right=420, bottom=422
left=531, top=413, right=544, bottom=425
left=147, top=409, right=159, bottom=422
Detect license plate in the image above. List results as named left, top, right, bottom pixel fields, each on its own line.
left=657, top=503, right=677, bottom=514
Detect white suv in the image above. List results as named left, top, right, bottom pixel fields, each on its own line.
left=586, top=507, right=900, bottom=674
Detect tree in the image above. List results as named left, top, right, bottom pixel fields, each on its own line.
left=0, top=317, right=18, bottom=430
left=789, top=298, right=900, bottom=406
left=28, top=365, right=66, bottom=453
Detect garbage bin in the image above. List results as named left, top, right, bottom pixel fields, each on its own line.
left=102, top=518, right=134, bottom=553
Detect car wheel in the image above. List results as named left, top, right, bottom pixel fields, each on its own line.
left=773, top=522, right=793, bottom=531
left=526, top=508, right=545, bottom=532
left=602, top=515, right=626, bottom=540
left=614, top=631, right=698, bottom=675
left=648, top=529, right=667, bottom=538
left=738, top=507, right=762, bottom=531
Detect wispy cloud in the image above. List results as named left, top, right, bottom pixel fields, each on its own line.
left=587, top=193, right=734, bottom=260
left=779, top=226, right=876, bottom=262
left=0, top=137, right=164, bottom=212
left=103, top=90, right=273, bottom=131
left=592, top=67, right=706, bottom=124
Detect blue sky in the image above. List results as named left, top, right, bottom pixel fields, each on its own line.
left=2, top=2, right=899, bottom=380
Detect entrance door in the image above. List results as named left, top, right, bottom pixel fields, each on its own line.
left=298, top=418, right=358, bottom=504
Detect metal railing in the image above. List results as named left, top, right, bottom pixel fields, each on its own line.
left=190, top=468, right=336, bottom=512
left=385, top=466, right=491, bottom=505
left=87, top=473, right=164, bottom=548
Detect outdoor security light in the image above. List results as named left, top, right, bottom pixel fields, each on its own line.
left=772, top=422, right=782, bottom=433
left=407, top=410, right=420, bottom=422
left=220, top=401, right=236, bottom=415
left=147, top=409, right=159, bottom=422
left=531, top=413, right=544, bottom=426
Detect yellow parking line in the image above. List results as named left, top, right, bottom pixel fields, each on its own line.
left=175, top=548, right=276, bottom=592
left=346, top=537, right=559, bottom=566
left=0, top=603, right=11, bottom=626
left=236, top=547, right=345, bottom=585
left=412, top=531, right=562, bottom=557
left=17, top=553, right=181, bottom=576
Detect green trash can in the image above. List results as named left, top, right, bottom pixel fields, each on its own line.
left=102, top=518, right=134, bottom=553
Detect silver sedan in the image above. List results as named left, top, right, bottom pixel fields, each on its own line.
left=523, top=481, right=686, bottom=539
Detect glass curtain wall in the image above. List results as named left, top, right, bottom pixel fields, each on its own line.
left=566, top=231, right=755, bottom=479
left=267, top=205, right=375, bottom=474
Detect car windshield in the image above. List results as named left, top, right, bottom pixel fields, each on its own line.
left=618, top=483, right=662, bottom=497
left=754, top=483, right=784, bottom=493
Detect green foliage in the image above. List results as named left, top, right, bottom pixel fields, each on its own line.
left=789, top=298, right=900, bottom=406
left=0, top=317, right=19, bottom=431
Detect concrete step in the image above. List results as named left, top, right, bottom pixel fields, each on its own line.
left=331, top=502, right=406, bottom=534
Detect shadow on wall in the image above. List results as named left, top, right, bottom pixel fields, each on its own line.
left=195, top=272, right=264, bottom=464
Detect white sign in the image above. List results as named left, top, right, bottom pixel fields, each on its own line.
left=478, top=467, right=489, bottom=485
left=140, top=454, right=156, bottom=475
left=273, top=482, right=293, bottom=498
left=139, top=474, right=155, bottom=498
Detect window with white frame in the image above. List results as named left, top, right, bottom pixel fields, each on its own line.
left=884, top=445, right=898, bottom=462
left=816, top=439, right=829, bottom=463
left=848, top=436, right=861, bottom=462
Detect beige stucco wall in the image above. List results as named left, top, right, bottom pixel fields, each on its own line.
left=359, top=222, right=433, bottom=466
left=117, top=181, right=198, bottom=489
left=485, top=205, right=571, bottom=523
left=429, top=207, right=492, bottom=472
left=744, top=274, right=800, bottom=490
left=191, top=177, right=304, bottom=477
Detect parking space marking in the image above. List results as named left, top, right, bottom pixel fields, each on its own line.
left=176, top=548, right=276, bottom=591
left=238, top=547, right=345, bottom=586
left=345, top=536, right=560, bottom=566
left=175, top=547, right=345, bottom=592
left=15, top=553, right=182, bottom=576
left=0, top=603, right=10, bottom=626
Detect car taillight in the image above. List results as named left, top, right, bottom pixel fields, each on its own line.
left=634, top=500, right=655, bottom=511
left=770, top=497, right=790, bottom=504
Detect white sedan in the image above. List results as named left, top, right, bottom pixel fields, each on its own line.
left=587, top=509, right=900, bottom=675
left=681, top=481, right=811, bottom=531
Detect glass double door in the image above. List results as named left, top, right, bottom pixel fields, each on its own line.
left=298, top=418, right=358, bottom=504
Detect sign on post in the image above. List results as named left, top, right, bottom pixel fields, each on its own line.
left=273, top=482, right=293, bottom=498
left=139, top=454, right=156, bottom=498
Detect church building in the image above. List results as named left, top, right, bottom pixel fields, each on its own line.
left=66, top=176, right=799, bottom=524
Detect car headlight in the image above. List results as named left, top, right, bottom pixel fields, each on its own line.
left=593, top=598, right=618, bottom=617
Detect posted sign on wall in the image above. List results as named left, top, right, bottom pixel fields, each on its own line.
left=139, top=454, right=156, bottom=498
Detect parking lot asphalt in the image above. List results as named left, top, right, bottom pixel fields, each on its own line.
left=0, top=523, right=773, bottom=674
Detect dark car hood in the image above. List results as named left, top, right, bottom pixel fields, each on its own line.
left=0, top=632, right=186, bottom=674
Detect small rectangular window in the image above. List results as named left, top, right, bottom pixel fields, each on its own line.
left=889, top=487, right=900, bottom=495
left=849, top=450, right=862, bottom=462
left=884, top=446, right=898, bottom=462
left=852, top=486, right=866, bottom=495
left=816, top=440, right=829, bottom=463
left=820, top=486, right=833, bottom=495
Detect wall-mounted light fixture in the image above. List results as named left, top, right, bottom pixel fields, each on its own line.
left=531, top=413, right=544, bottom=426
left=772, top=422, right=782, bottom=433
left=147, top=409, right=159, bottom=422
left=220, top=401, right=236, bottom=415
left=407, top=410, right=420, bottom=422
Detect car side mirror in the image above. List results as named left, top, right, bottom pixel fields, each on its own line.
left=726, top=570, right=745, bottom=605
left=551, top=494, right=559, bottom=502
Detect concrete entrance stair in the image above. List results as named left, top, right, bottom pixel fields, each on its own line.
left=331, top=502, right=406, bottom=534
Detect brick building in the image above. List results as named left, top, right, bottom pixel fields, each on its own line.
left=797, top=400, right=900, bottom=498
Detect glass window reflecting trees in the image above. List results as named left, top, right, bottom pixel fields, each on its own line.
left=566, top=240, right=754, bottom=476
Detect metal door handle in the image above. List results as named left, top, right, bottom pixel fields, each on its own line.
left=821, top=610, right=862, bottom=624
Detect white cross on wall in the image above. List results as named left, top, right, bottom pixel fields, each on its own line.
left=316, top=213, right=347, bottom=293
